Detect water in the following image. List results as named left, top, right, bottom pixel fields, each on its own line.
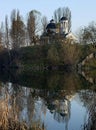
left=0, top=70, right=96, bottom=130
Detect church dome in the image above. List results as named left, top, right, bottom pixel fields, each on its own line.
left=60, top=17, right=68, bottom=21
left=46, top=19, right=56, bottom=29
left=46, top=22, right=56, bottom=29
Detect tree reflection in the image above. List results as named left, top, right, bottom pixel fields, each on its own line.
left=79, top=90, right=96, bottom=130
left=0, top=70, right=96, bottom=130
left=0, top=83, right=46, bottom=130
left=0, top=82, right=74, bottom=129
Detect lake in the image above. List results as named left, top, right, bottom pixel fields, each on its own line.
left=0, top=70, right=96, bottom=130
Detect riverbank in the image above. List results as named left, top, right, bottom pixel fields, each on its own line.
left=0, top=43, right=95, bottom=71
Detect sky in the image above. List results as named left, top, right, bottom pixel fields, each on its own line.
left=0, top=0, right=96, bottom=33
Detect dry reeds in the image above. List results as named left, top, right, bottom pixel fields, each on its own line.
left=0, top=100, right=28, bottom=130
left=0, top=96, right=9, bottom=129
left=0, top=86, right=46, bottom=130
left=0, top=99, right=45, bottom=130
left=0, top=93, right=28, bottom=130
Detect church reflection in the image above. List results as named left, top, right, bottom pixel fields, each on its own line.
left=0, top=70, right=96, bottom=130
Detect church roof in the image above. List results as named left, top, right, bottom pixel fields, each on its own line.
left=46, top=22, right=56, bottom=29
left=60, top=17, right=68, bottom=21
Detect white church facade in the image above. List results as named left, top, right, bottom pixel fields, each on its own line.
left=60, top=17, right=69, bottom=34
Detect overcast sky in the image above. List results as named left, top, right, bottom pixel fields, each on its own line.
left=0, top=0, right=96, bottom=32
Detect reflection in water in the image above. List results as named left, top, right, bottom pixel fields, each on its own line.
left=0, top=71, right=96, bottom=130
left=79, top=90, right=96, bottom=130
left=0, top=83, right=46, bottom=130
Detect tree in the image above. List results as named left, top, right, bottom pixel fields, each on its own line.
left=54, top=7, right=62, bottom=23
left=0, top=22, right=4, bottom=48
left=27, top=10, right=41, bottom=45
left=87, top=22, right=96, bottom=46
left=5, top=15, right=11, bottom=65
left=5, top=15, right=10, bottom=49
left=54, top=7, right=71, bottom=32
left=77, top=21, right=96, bottom=46
left=41, top=16, right=48, bottom=34
left=10, top=10, right=25, bottom=49
left=75, top=27, right=84, bottom=44
left=47, top=45, right=59, bottom=65
left=82, top=27, right=92, bottom=44
left=0, top=27, right=2, bottom=46
left=60, top=40, right=80, bottom=66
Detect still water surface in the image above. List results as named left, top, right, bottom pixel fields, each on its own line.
left=0, top=70, right=95, bottom=130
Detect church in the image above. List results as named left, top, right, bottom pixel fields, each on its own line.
left=40, top=16, right=77, bottom=44
left=46, top=17, right=69, bottom=35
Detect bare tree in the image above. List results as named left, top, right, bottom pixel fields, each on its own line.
left=0, top=22, right=5, bottom=47
left=54, top=7, right=71, bottom=32
left=5, top=15, right=11, bottom=65
left=76, top=27, right=84, bottom=44
left=77, top=21, right=96, bottom=46
left=54, top=8, right=62, bottom=23
left=88, top=21, right=96, bottom=47
left=41, top=16, right=48, bottom=34
left=5, top=15, right=10, bottom=49
left=63, top=7, right=71, bottom=32
left=0, top=27, right=2, bottom=46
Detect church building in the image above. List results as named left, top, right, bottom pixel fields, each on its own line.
left=40, top=16, right=77, bottom=44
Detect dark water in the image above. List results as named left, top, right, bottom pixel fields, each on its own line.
left=0, top=70, right=96, bottom=130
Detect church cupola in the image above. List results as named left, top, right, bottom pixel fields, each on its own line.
left=60, top=17, right=68, bottom=35
left=46, top=19, right=56, bottom=34
left=50, top=19, right=55, bottom=23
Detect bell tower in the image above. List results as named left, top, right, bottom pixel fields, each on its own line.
left=60, top=17, right=68, bottom=35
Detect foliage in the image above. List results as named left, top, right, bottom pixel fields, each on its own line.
left=0, top=40, right=95, bottom=70
left=77, top=21, right=96, bottom=46
left=59, top=40, right=81, bottom=66
left=84, top=58, right=96, bottom=69
left=47, top=44, right=59, bottom=65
